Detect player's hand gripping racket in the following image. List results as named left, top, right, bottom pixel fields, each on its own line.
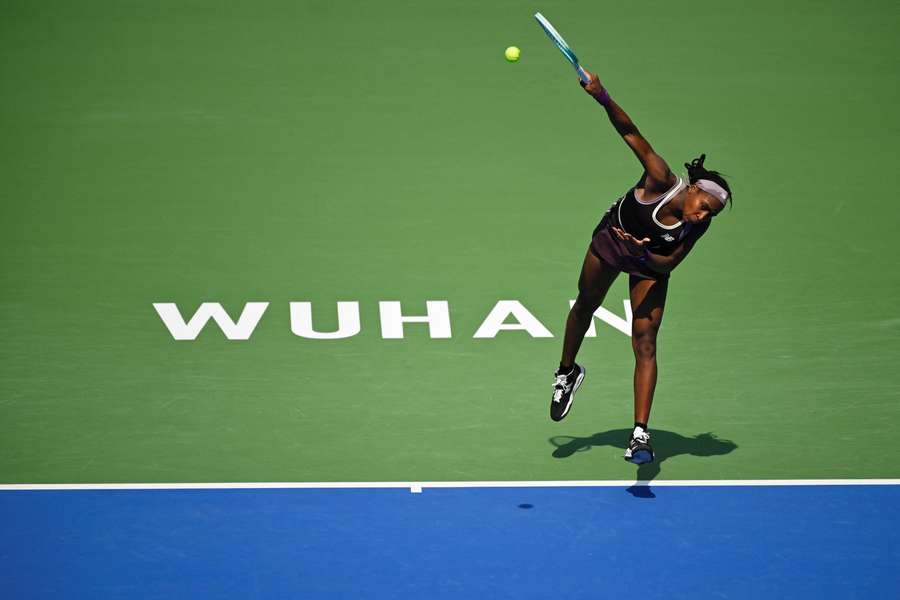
left=534, top=12, right=590, bottom=83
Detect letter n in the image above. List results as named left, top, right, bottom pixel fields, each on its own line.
left=569, top=299, right=633, bottom=337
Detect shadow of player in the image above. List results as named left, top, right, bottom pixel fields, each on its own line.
left=549, top=428, right=738, bottom=488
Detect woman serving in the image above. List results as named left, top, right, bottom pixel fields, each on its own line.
left=550, top=69, right=732, bottom=465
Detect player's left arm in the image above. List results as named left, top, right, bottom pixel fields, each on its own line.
left=641, top=240, right=698, bottom=274
left=612, top=223, right=710, bottom=274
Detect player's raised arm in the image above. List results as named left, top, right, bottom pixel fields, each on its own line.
left=580, top=69, right=674, bottom=193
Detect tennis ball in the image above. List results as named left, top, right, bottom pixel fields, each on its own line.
left=505, top=46, right=520, bottom=62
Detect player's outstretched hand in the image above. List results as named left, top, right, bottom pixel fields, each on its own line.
left=579, top=69, right=606, bottom=99
left=612, top=227, right=650, bottom=256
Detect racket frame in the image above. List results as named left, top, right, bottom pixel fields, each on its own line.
left=534, top=12, right=589, bottom=83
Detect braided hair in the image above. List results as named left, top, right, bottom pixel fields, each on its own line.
left=684, top=154, right=732, bottom=207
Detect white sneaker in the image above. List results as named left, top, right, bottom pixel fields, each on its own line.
left=624, top=427, right=654, bottom=464
left=550, top=363, right=585, bottom=422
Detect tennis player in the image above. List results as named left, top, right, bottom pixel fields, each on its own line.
left=549, top=69, right=732, bottom=465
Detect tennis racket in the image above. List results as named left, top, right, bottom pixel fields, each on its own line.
left=533, top=12, right=590, bottom=83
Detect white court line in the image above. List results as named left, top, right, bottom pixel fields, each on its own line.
left=0, top=479, right=899, bottom=492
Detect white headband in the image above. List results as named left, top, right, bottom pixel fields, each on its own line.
left=695, top=179, right=729, bottom=207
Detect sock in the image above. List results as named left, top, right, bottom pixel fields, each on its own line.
left=633, top=422, right=648, bottom=437
left=557, top=363, right=574, bottom=375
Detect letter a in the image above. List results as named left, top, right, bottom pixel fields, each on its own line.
left=473, top=300, right=553, bottom=338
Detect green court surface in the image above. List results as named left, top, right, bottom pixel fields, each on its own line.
left=1, top=0, right=899, bottom=484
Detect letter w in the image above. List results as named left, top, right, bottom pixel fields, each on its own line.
left=153, top=302, right=269, bottom=340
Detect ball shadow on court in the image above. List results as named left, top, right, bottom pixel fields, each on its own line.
left=548, top=428, right=738, bottom=490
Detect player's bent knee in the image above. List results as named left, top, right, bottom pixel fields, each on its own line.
left=631, top=330, right=658, bottom=360
left=632, top=339, right=657, bottom=360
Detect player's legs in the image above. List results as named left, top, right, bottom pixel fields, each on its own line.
left=550, top=247, right=619, bottom=422
left=559, top=247, right=620, bottom=369
left=628, top=274, right=669, bottom=425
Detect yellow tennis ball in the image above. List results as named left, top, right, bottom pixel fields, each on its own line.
left=505, top=46, right=520, bottom=62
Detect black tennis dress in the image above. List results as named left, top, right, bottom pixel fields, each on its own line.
left=590, top=176, right=710, bottom=280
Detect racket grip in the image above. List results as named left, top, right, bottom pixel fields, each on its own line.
left=576, top=66, right=590, bottom=84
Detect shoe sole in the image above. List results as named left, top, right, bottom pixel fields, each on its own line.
left=624, top=450, right=654, bottom=465
left=551, top=367, right=585, bottom=422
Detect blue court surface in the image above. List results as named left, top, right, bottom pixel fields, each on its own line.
left=1, top=483, right=898, bottom=599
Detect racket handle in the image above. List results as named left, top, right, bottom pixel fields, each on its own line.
left=576, top=65, right=590, bottom=84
